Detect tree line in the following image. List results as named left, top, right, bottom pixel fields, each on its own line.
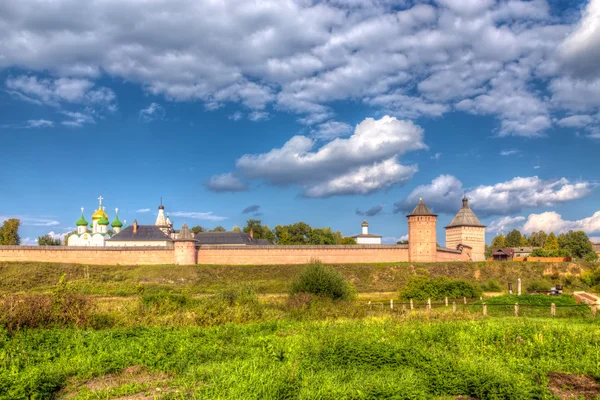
left=191, top=219, right=356, bottom=245
left=487, top=228, right=597, bottom=261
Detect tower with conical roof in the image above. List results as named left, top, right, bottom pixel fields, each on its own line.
left=445, top=196, right=486, bottom=261
left=407, top=198, right=437, bottom=262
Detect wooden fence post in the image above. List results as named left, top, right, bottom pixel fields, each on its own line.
left=445, top=297, right=448, bottom=306
left=368, top=301, right=371, bottom=310
left=482, top=302, right=487, bottom=316
left=452, top=302, right=456, bottom=313
left=410, top=299, right=414, bottom=310
left=390, top=299, right=394, bottom=310
left=515, top=302, right=519, bottom=317
left=517, top=278, right=522, bottom=296
left=463, top=297, right=467, bottom=305
left=427, top=298, right=432, bottom=314
left=551, top=303, right=556, bottom=318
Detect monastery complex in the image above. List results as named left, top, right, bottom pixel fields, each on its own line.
left=0, top=196, right=486, bottom=265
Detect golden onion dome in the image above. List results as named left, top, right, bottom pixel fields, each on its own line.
left=91, top=208, right=108, bottom=220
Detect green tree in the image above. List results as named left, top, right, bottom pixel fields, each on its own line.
left=490, top=234, right=506, bottom=248
left=543, top=232, right=559, bottom=251
left=0, top=218, right=21, bottom=245
left=210, top=226, right=226, bottom=232
left=528, top=231, right=548, bottom=247
left=231, top=225, right=241, bottom=232
left=520, top=235, right=529, bottom=246
left=274, top=222, right=311, bottom=245
left=485, top=244, right=492, bottom=259
left=505, top=229, right=523, bottom=247
left=63, top=230, right=77, bottom=246
left=558, top=230, right=597, bottom=260
left=340, top=237, right=357, bottom=245
left=190, top=226, right=205, bottom=234
left=37, top=234, right=61, bottom=246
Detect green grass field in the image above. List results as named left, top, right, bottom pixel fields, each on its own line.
left=2, top=261, right=599, bottom=399
left=2, top=318, right=600, bottom=399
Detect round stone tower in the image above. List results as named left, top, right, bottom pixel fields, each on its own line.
left=407, top=198, right=437, bottom=262
left=174, top=223, right=197, bottom=265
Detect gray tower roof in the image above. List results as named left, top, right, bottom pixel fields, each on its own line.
left=407, top=198, right=437, bottom=217
left=445, top=197, right=486, bottom=228
left=361, top=219, right=369, bottom=227
left=177, top=223, right=195, bottom=241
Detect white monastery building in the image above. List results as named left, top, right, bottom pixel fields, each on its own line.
left=351, top=219, right=382, bottom=244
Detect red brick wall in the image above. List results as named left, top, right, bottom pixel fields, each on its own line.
left=0, top=246, right=174, bottom=265
left=436, top=249, right=469, bottom=262
left=408, top=216, right=437, bottom=262
left=196, top=245, right=410, bottom=265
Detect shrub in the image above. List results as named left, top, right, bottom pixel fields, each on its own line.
left=290, top=260, right=355, bottom=301
left=481, top=279, right=503, bottom=292
left=525, top=280, right=551, bottom=292
left=399, top=276, right=482, bottom=300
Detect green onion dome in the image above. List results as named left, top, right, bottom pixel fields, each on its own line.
left=76, top=214, right=88, bottom=226
left=111, top=216, right=123, bottom=228
left=98, top=215, right=110, bottom=226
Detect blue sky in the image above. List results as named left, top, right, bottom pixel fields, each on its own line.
left=1, top=0, right=599, bottom=245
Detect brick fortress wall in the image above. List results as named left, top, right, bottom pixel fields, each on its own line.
left=0, top=246, right=174, bottom=265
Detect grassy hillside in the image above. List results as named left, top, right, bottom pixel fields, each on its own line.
left=0, top=260, right=597, bottom=295
left=2, top=318, right=600, bottom=399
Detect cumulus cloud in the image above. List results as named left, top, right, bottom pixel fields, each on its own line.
left=233, top=116, right=425, bottom=197
left=522, top=211, right=600, bottom=235
left=136, top=208, right=151, bottom=213
left=558, top=0, right=600, bottom=79
left=205, top=173, right=248, bottom=193
left=500, top=150, right=520, bottom=156
left=38, top=231, right=71, bottom=244
left=0, top=0, right=591, bottom=133
left=382, top=234, right=408, bottom=244
left=139, top=103, right=166, bottom=122
left=393, top=174, right=595, bottom=216
left=356, top=204, right=384, bottom=217
left=228, top=111, right=243, bottom=121
left=557, top=114, right=596, bottom=128
left=169, top=211, right=227, bottom=221
left=248, top=111, right=270, bottom=122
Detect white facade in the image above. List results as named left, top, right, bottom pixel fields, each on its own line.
left=356, top=236, right=382, bottom=245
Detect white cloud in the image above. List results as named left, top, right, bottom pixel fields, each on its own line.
left=26, top=119, right=54, bottom=128
left=38, top=231, right=71, bottom=244
left=136, top=208, right=151, bottom=213
left=430, top=152, right=442, bottom=160
left=0, top=215, right=60, bottom=226
left=558, top=0, right=600, bottom=79
left=0, top=0, right=590, bottom=132
left=139, top=103, right=166, bottom=122
left=394, top=174, right=595, bottom=216
left=522, top=211, right=600, bottom=235
left=248, top=111, right=270, bottom=122
left=550, top=77, right=600, bottom=112
left=233, top=115, right=425, bottom=197
left=311, top=121, right=353, bottom=140
left=487, top=216, right=526, bottom=233
left=169, top=211, right=227, bottom=221
left=205, top=173, right=248, bottom=193
left=61, top=111, right=95, bottom=127
left=228, top=111, right=243, bottom=121
left=500, top=150, right=520, bottom=156
left=382, top=234, right=408, bottom=244
left=557, top=114, right=596, bottom=128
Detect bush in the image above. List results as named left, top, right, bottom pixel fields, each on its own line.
left=481, top=279, right=503, bottom=292
left=290, top=260, right=355, bottom=301
left=525, top=280, right=551, bottom=292
left=399, top=276, right=482, bottom=300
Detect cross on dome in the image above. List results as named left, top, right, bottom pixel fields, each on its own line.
left=98, top=196, right=104, bottom=208
left=115, top=207, right=119, bottom=214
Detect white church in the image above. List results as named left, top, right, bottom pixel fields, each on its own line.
left=68, top=196, right=174, bottom=247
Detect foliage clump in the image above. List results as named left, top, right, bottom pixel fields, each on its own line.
left=290, top=260, right=355, bottom=301
left=481, top=279, right=503, bottom=292
left=399, top=276, right=482, bottom=300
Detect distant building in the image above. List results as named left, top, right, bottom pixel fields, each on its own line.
left=490, top=247, right=538, bottom=261
left=351, top=219, right=382, bottom=244
left=194, top=231, right=272, bottom=246
left=106, top=220, right=173, bottom=247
